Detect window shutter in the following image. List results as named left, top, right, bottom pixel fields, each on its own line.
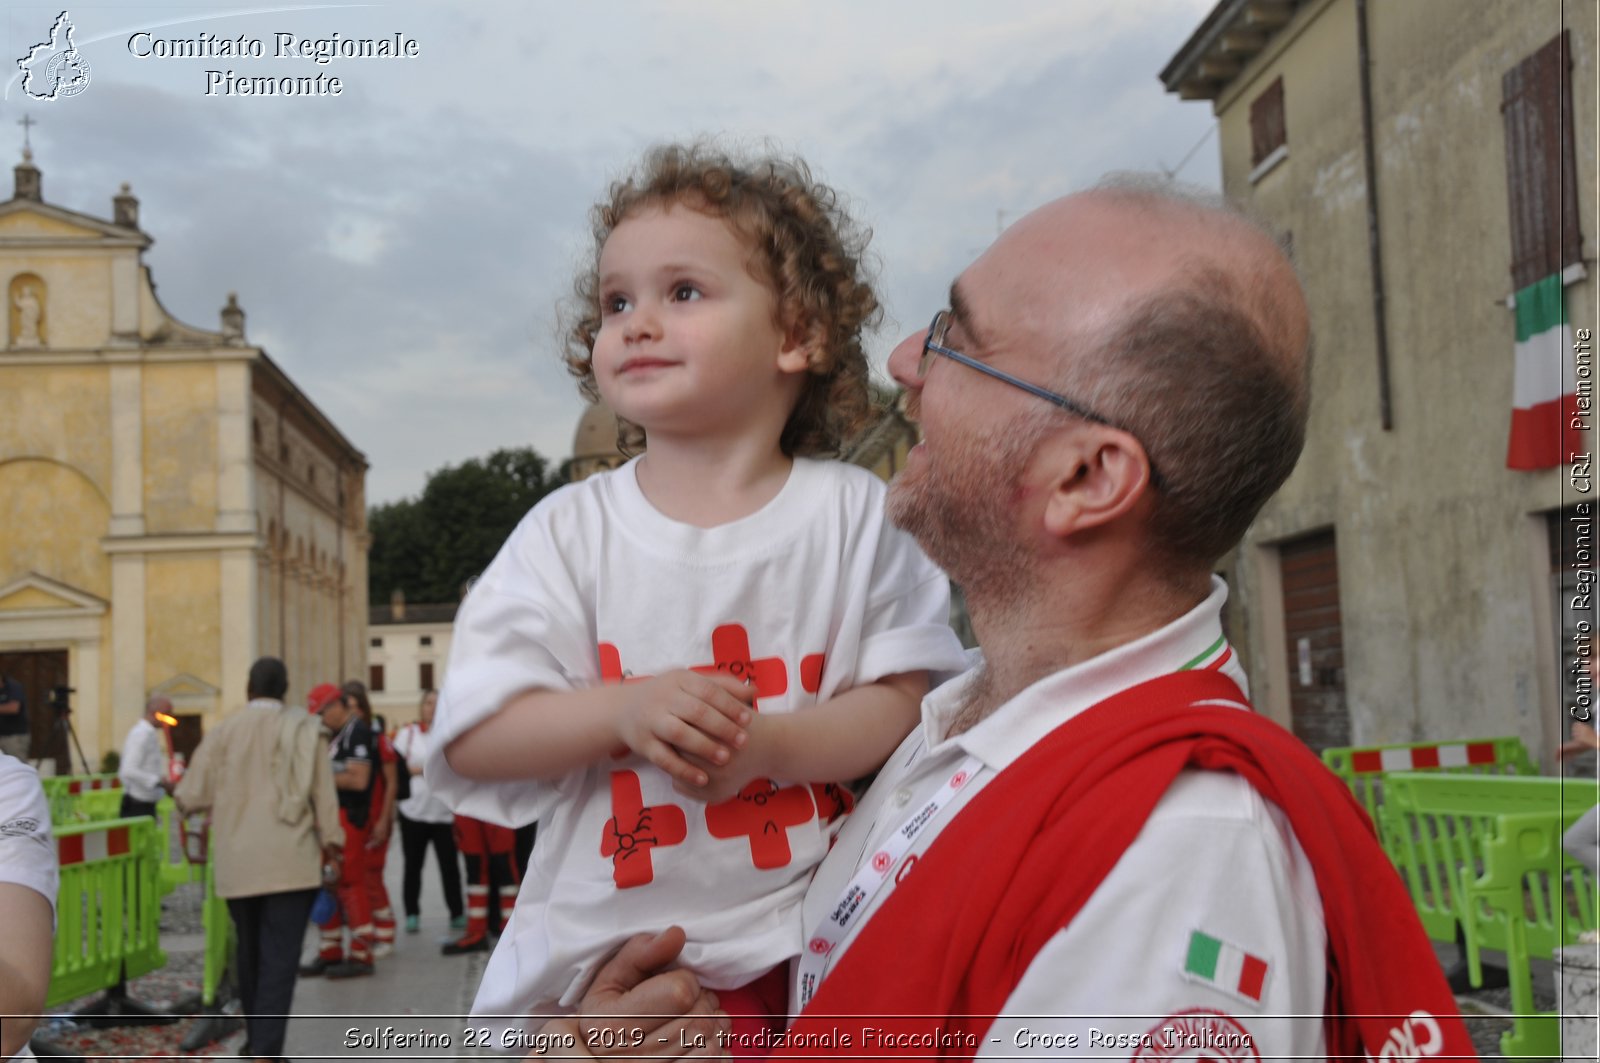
left=1250, top=77, right=1287, bottom=166
left=1502, top=30, right=1583, bottom=290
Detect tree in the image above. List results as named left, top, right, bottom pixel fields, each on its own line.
left=367, top=446, right=559, bottom=605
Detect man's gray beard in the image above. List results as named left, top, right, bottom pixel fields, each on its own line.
left=886, top=431, right=1041, bottom=617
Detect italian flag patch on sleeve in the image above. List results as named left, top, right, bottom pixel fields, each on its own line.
left=1183, top=929, right=1269, bottom=1005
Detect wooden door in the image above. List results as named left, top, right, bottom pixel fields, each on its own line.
left=1280, top=531, right=1349, bottom=753
left=0, top=650, right=71, bottom=771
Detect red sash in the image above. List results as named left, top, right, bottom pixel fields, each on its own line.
left=786, top=670, right=1476, bottom=1061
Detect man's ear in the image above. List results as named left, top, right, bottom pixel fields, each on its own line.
left=1040, top=428, right=1156, bottom=538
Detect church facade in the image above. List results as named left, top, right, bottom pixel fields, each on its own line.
left=0, top=152, right=368, bottom=770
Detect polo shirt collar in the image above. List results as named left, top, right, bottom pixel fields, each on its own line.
left=922, top=575, right=1236, bottom=770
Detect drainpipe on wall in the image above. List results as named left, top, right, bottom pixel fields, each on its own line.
left=1356, top=0, right=1394, bottom=431
left=336, top=468, right=346, bottom=680
left=277, top=402, right=287, bottom=654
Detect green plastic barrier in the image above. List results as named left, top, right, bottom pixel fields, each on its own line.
left=74, top=788, right=124, bottom=821
left=199, top=838, right=234, bottom=1007
left=47, top=815, right=167, bottom=1008
left=1323, top=736, right=1537, bottom=824
left=1380, top=773, right=1599, bottom=1059
left=47, top=782, right=201, bottom=891
left=39, top=774, right=123, bottom=825
left=156, top=799, right=205, bottom=891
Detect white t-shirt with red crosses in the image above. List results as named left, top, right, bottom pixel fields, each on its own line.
left=428, top=456, right=968, bottom=1023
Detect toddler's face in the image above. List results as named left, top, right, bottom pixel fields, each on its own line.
left=592, top=204, right=808, bottom=441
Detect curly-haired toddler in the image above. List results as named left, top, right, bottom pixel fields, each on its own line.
left=426, top=143, right=967, bottom=1052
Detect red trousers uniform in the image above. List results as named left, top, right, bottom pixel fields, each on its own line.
left=366, top=734, right=398, bottom=952
left=451, top=815, right=518, bottom=946
left=317, top=809, right=375, bottom=964
left=366, top=827, right=396, bottom=951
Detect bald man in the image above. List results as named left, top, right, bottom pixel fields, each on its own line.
left=551, top=179, right=1472, bottom=1061
left=119, top=695, right=174, bottom=818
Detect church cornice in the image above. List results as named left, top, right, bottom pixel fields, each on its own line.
left=0, top=198, right=150, bottom=247
left=101, top=532, right=260, bottom=555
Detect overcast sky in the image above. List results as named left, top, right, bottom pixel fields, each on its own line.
left=3, top=0, right=1221, bottom=505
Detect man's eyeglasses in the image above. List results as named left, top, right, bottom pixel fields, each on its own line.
left=915, top=309, right=1166, bottom=492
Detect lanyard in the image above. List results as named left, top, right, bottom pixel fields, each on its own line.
left=796, top=752, right=984, bottom=1009
left=794, top=638, right=1235, bottom=1007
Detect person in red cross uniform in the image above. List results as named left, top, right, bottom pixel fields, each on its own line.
left=424, top=144, right=968, bottom=1056
left=549, top=180, right=1478, bottom=1063
left=440, top=814, right=519, bottom=955
left=300, top=683, right=377, bottom=979
left=343, top=681, right=399, bottom=958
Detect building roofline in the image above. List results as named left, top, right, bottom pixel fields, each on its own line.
left=1160, top=0, right=1301, bottom=101
left=253, top=350, right=369, bottom=469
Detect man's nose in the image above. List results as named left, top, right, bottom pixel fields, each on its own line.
left=886, top=329, right=926, bottom=390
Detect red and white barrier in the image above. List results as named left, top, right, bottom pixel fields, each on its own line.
left=1349, top=742, right=1499, bottom=774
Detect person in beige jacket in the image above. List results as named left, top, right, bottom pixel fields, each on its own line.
left=177, top=657, right=341, bottom=1063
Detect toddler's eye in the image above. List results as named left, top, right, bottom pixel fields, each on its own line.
left=672, top=284, right=702, bottom=302
left=602, top=293, right=632, bottom=315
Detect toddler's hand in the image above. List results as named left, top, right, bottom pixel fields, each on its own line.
left=672, top=714, right=775, bottom=804
left=615, top=670, right=753, bottom=788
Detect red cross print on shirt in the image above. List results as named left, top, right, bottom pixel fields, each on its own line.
left=800, top=653, right=825, bottom=694
left=600, top=770, right=686, bottom=889
left=809, top=781, right=855, bottom=826
left=690, top=625, right=787, bottom=710
left=598, top=643, right=653, bottom=686
left=598, top=643, right=653, bottom=760
left=705, top=778, right=815, bottom=869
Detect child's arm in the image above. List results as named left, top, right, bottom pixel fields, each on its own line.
left=444, top=670, right=757, bottom=790
left=675, top=671, right=927, bottom=803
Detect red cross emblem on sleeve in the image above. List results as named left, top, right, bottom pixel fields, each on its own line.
left=600, top=770, right=686, bottom=888
left=690, top=624, right=788, bottom=709
left=705, top=778, right=815, bottom=869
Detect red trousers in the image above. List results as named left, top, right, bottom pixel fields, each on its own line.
left=365, top=826, right=396, bottom=947
left=318, top=809, right=375, bottom=963
left=451, top=815, right=518, bottom=943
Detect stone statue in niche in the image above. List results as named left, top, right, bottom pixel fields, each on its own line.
left=11, top=278, right=44, bottom=348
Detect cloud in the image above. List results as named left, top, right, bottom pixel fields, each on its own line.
left=9, top=0, right=1221, bottom=503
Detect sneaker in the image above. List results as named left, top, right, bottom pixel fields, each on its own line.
left=441, top=935, right=488, bottom=956
left=298, top=957, right=335, bottom=977
left=325, top=960, right=375, bottom=979
left=404, top=915, right=419, bottom=934
left=449, top=914, right=467, bottom=931
left=372, top=942, right=395, bottom=959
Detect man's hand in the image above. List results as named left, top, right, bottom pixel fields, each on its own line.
left=533, top=927, right=729, bottom=1059
left=367, top=817, right=392, bottom=849
left=615, top=673, right=753, bottom=789
left=1558, top=720, right=1600, bottom=760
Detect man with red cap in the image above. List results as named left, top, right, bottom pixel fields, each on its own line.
left=301, top=682, right=377, bottom=978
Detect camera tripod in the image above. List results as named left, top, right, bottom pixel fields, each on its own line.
left=47, top=685, right=92, bottom=776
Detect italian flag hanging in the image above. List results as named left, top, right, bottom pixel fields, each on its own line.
left=1507, top=272, right=1577, bottom=470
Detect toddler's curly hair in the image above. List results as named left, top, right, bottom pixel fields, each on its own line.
left=564, top=143, right=881, bottom=457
